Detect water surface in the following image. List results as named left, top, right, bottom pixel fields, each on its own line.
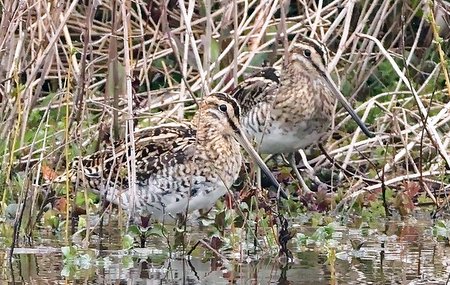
left=1, top=218, right=449, bottom=284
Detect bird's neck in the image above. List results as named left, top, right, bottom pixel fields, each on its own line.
left=280, top=62, right=333, bottom=96
left=192, top=115, right=241, bottom=170
left=281, top=61, right=317, bottom=81
left=276, top=64, right=336, bottom=118
left=192, top=114, right=232, bottom=145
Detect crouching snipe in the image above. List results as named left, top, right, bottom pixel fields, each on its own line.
left=53, top=92, right=285, bottom=244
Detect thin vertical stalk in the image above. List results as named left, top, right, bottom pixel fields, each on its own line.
left=121, top=0, right=137, bottom=231
left=64, top=74, right=71, bottom=245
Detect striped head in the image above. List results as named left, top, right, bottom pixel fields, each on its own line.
left=286, top=36, right=374, bottom=138
left=195, top=92, right=288, bottom=199
left=288, top=37, right=329, bottom=78
left=195, top=92, right=242, bottom=136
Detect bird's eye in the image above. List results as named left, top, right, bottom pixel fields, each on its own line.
left=218, top=104, right=227, bottom=112
left=303, top=49, right=311, bottom=58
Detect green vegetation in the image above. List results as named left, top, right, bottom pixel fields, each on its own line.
left=1, top=1, right=450, bottom=283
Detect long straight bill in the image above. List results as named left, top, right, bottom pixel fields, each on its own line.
left=324, top=73, right=374, bottom=138
left=234, top=128, right=288, bottom=199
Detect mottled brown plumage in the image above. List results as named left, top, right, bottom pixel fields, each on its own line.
left=233, top=38, right=373, bottom=188
left=54, top=92, right=286, bottom=225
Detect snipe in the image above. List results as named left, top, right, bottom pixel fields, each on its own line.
left=232, top=37, right=374, bottom=191
left=53, top=93, right=286, bottom=232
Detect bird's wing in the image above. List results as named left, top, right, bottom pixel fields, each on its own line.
left=231, top=67, right=280, bottom=116
left=55, top=124, right=197, bottom=190
left=132, top=124, right=197, bottom=181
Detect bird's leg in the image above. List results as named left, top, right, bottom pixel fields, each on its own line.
left=287, top=153, right=314, bottom=195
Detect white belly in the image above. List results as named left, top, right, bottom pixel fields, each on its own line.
left=104, top=178, right=228, bottom=223
left=144, top=183, right=227, bottom=222
left=248, top=120, right=328, bottom=154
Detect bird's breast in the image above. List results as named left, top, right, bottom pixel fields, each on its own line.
left=245, top=119, right=329, bottom=154
left=127, top=136, right=242, bottom=221
left=241, top=77, right=335, bottom=154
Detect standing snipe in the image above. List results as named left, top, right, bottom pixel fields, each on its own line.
left=232, top=37, right=374, bottom=191
left=53, top=92, right=286, bottom=229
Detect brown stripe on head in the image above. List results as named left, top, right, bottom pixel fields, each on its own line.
left=210, top=92, right=241, bottom=120
left=291, top=36, right=329, bottom=67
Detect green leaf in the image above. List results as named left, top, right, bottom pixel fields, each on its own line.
left=61, top=245, right=78, bottom=259
left=122, top=234, right=134, bottom=249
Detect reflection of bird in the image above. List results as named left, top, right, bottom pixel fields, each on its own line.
left=232, top=37, right=374, bottom=191
left=53, top=92, right=286, bottom=230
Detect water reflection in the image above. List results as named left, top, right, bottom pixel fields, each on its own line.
left=1, top=219, right=450, bottom=284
